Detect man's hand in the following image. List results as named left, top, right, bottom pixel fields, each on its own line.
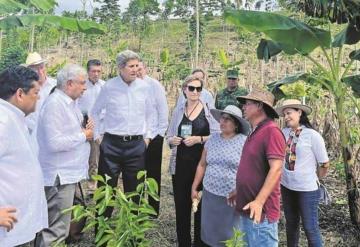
left=85, top=118, right=94, bottom=130
left=227, top=190, right=237, bottom=207
left=0, top=207, right=17, bottom=232
left=243, top=199, right=263, bottom=224
left=83, top=128, right=93, bottom=141
left=183, top=136, right=200, bottom=147
left=169, top=136, right=182, bottom=146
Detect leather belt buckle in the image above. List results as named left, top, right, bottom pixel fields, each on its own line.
left=122, top=135, right=131, bottom=142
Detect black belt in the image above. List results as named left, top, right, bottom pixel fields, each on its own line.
left=105, top=133, right=143, bottom=142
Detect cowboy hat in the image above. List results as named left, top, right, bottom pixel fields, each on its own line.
left=25, top=52, right=47, bottom=66
left=237, top=88, right=279, bottom=118
left=210, top=105, right=250, bottom=135
left=275, top=99, right=312, bottom=117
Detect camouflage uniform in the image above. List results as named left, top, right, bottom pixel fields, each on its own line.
left=215, top=86, right=248, bottom=110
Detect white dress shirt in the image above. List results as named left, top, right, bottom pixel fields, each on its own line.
left=143, top=75, right=168, bottom=137
left=0, top=99, right=48, bottom=247
left=77, top=79, right=106, bottom=134
left=91, top=76, right=156, bottom=140
left=25, top=77, right=56, bottom=155
left=37, top=89, right=90, bottom=186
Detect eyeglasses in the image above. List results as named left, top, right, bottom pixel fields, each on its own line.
left=187, top=85, right=202, bottom=92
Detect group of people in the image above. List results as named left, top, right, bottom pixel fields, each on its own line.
left=0, top=48, right=330, bottom=247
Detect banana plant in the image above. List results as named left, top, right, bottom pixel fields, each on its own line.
left=224, top=9, right=360, bottom=228
left=0, top=0, right=106, bottom=53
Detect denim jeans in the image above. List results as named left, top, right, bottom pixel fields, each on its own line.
left=238, top=215, right=278, bottom=247
left=281, top=185, right=322, bottom=247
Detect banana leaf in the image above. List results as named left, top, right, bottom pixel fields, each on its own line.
left=0, top=14, right=106, bottom=34
left=0, top=0, right=27, bottom=15
left=343, top=74, right=360, bottom=97
left=349, top=50, right=360, bottom=61
left=224, top=9, right=331, bottom=56
left=332, top=22, right=360, bottom=47
left=30, top=0, right=57, bottom=12
left=257, top=39, right=282, bottom=62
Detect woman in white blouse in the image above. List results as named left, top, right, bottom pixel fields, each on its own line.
left=275, top=99, right=330, bottom=247
left=191, top=105, right=249, bottom=247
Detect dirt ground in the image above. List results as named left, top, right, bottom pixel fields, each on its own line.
left=69, top=145, right=360, bottom=247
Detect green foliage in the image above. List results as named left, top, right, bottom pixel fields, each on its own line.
left=217, top=49, right=243, bottom=70
left=223, top=228, right=246, bottom=247
left=224, top=9, right=331, bottom=56
left=0, top=45, right=26, bottom=71
left=64, top=172, right=159, bottom=247
left=47, top=60, right=66, bottom=77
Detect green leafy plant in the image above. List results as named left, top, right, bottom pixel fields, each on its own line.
left=64, top=171, right=159, bottom=247
left=223, top=228, right=246, bottom=247
left=0, top=45, right=26, bottom=71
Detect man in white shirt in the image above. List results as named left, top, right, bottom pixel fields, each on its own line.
left=35, top=64, right=93, bottom=246
left=176, top=68, right=215, bottom=107
left=137, top=61, right=168, bottom=216
left=25, top=52, right=57, bottom=155
left=78, top=59, right=106, bottom=193
left=91, top=50, right=155, bottom=219
left=0, top=66, right=48, bottom=246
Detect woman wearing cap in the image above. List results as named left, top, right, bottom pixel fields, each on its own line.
left=275, top=99, right=330, bottom=247
left=167, top=75, right=220, bottom=247
left=191, top=105, right=249, bottom=247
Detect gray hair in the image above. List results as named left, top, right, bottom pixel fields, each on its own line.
left=57, top=64, right=87, bottom=89
left=116, top=50, right=140, bottom=68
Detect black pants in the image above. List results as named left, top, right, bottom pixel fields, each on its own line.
left=145, top=135, right=164, bottom=216
left=97, top=133, right=146, bottom=218
left=172, top=156, right=207, bottom=247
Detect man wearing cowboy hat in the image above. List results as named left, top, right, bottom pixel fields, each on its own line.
left=227, top=88, right=286, bottom=247
left=214, top=69, right=248, bottom=110
left=25, top=52, right=56, bottom=154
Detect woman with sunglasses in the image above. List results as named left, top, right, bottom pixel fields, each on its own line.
left=167, top=75, right=220, bottom=247
left=191, top=105, right=249, bottom=247
left=275, top=99, right=330, bottom=247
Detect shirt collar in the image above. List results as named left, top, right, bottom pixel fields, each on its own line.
left=249, top=118, right=272, bottom=137
left=56, top=89, right=74, bottom=105
left=0, top=98, right=26, bottom=118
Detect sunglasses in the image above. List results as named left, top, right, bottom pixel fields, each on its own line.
left=187, top=85, right=202, bottom=92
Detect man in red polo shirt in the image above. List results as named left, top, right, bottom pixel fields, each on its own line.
left=228, top=88, right=285, bottom=247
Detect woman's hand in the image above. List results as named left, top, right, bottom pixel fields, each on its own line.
left=169, top=136, right=183, bottom=146
left=227, top=190, right=237, bottom=207
left=183, top=136, right=200, bottom=147
left=191, top=189, right=199, bottom=201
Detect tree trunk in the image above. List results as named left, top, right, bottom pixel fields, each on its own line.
left=335, top=96, right=360, bottom=229
left=195, top=0, right=200, bottom=67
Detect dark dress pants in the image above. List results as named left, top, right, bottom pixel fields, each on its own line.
left=145, top=135, right=164, bottom=216
left=97, top=133, right=146, bottom=219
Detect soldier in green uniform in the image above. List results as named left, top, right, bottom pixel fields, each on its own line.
left=215, top=69, right=248, bottom=110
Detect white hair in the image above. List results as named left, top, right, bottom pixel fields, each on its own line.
left=57, top=64, right=87, bottom=89
left=116, top=50, right=140, bottom=68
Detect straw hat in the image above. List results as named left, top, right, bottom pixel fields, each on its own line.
left=210, top=105, right=250, bottom=135
left=275, top=99, right=312, bottom=117
left=25, top=52, right=47, bottom=66
left=237, top=88, right=279, bottom=118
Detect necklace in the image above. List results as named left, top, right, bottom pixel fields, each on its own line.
left=186, top=100, right=200, bottom=120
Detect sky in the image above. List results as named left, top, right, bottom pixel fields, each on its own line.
left=55, top=0, right=130, bottom=14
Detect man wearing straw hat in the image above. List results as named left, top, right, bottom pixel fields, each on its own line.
left=227, top=88, right=286, bottom=247
left=25, top=52, right=56, bottom=154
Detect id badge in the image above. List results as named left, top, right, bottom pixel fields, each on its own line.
left=180, top=123, right=192, bottom=138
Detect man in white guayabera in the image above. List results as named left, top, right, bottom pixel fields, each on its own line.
left=0, top=66, right=48, bottom=247
left=35, top=64, right=93, bottom=246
